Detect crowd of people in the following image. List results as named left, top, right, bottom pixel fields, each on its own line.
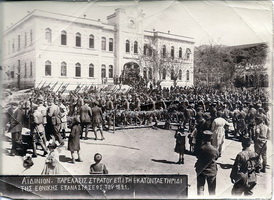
left=3, top=84, right=271, bottom=196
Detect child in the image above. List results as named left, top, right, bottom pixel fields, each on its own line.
left=90, top=153, right=108, bottom=174
left=68, top=115, right=82, bottom=163
left=174, top=127, right=187, bottom=164
left=41, top=142, right=59, bottom=175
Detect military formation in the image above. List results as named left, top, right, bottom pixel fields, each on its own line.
left=3, top=84, right=271, bottom=196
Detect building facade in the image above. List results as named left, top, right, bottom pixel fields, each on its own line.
left=2, top=8, right=194, bottom=90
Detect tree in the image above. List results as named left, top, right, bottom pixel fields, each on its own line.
left=194, top=44, right=234, bottom=87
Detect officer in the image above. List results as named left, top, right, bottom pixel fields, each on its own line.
left=195, top=130, right=219, bottom=196
left=230, top=137, right=259, bottom=196
left=46, top=97, right=64, bottom=146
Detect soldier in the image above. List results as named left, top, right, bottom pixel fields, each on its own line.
left=58, top=99, right=68, bottom=139
left=253, top=116, right=270, bottom=173
left=91, top=101, right=105, bottom=140
left=230, top=137, right=259, bottom=196
left=30, top=104, right=48, bottom=158
left=105, top=95, right=114, bottom=130
left=46, top=97, right=64, bottom=146
left=79, top=99, right=92, bottom=139
left=195, top=130, right=219, bottom=196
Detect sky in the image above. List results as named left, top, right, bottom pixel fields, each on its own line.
left=1, top=0, right=272, bottom=46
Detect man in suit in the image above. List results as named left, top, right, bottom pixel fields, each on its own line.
left=9, top=102, right=24, bottom=156
left=91, top=101, right=105, bottom=140
left=79, top=99, right=92, bottom=139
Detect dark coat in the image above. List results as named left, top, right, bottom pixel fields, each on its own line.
left=68, top=123, right=81, bottom=151
left=9, top=108, right=24, bottom=133
left=79, top=104, right=92, bottom=123
left=195, top=142, right=219, bottom=176
left=91, top=106, right=103, bottom=127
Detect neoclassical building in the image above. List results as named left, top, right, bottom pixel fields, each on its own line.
left=2, top=8, right=194, bottom=90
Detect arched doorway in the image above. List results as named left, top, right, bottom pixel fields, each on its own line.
left=121, top=62, right=140, bottom=85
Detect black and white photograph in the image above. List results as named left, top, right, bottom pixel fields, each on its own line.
left=0, top=0, right=273, bottom=199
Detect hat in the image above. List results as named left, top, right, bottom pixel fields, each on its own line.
left=10, top=101, right=19, bottom=106
left=94, top=101, right=99, bottom=106
left=94, top=153, right=102, bottom=162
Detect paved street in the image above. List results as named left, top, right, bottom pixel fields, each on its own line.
left=1, top=125, right=272, bottom=199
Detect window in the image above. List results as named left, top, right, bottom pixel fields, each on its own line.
left=109, top=65, right=113, bottom=78
left=148, top=47, right=153, bottom=56
left=134, top=41, right=138, bottom=54
left=24, top=63, right=27, bottom=78
left=45, top=28, right=52, bottom=43
left=24, top=32, right=27, bottom=46
left=162, top=45, right=166, bottom=57
left=171, top=46, right=174, bottom=58
left=61, top=62, right=67, bottom=76
left=179, top=47, right=182, bottom=58
left=125, top=40, right=130, bottom=53
left=61, top=31, right=67, bottom=45
left=45, top=61, right=51, bottom=76
left=143, top=68, right=147, bottom=79
left=186, top=48, right=191, bottom=59
left=101, top=37, right=106, bottom=50
left=101, top=65, right=106, bottom=78
left=186, top=70, right=190, bottom=81
left=75, top=63, right=81, bottom=77
left=109, top=38, right=113, bottom=51
left=11, top=71, right=15, bottom=79
left=162, top=68, right=166, bottom=80
left=30, top=62, right=32, bottom=77
left=89, top=64, right=94, bottom=77
left=148, top=68, right=152, bottom=79
left=89, top=34, right=94, bottom=48
left=18, top=35, right=20, bottom=50
left=143, top=45, right=147, bottom=55
left=30, top=29, right=33, bottom=45
left=179, top=69, right=182, bottom=80
left=171, top=69, right=175, bottom=80
left=76, top=33, right=81, bottom=47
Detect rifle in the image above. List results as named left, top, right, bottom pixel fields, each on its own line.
left=56, top=82, right=64, bottom=93
left=51, top=81, right=59, bottom=91
left=40, top=81, right=47, bottom=89
left=36, top=80, right=42, bottom=88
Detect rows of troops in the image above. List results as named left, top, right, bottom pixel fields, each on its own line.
left=4, top=85, right=271, bottom=195
left=5, top=85, right=270, bottom=151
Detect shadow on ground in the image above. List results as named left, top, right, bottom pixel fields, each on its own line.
left=151, top=159, right=178, bottom=165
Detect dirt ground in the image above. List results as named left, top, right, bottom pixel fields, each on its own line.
left=0, top=125, right=272, bottom=199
